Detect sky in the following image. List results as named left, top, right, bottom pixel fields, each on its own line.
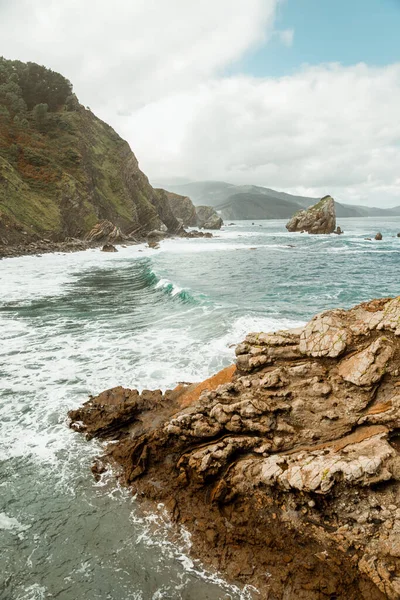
left=1, top=0, right=400, bottom=207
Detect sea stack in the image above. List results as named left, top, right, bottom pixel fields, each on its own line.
left=286, top=195, right=336, bottom=234
left=196, top=206, right=223, bottom=230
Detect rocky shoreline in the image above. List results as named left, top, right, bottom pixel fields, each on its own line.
left=0, top=225, right=213, bottom=260
left=68, top=297, right=400, bottom=599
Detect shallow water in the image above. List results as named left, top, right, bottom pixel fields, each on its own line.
left=1, top=217, right=400, bottom=599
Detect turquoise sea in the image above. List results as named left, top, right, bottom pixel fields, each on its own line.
left=1, top=218, right=400, bottom=599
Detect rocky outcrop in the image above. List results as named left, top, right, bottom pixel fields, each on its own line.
left=196, top=205, right=223, bottom=229
left=101, top=244, right=118, bottom=253
left=161, top=190, right=198, bottom=227
left=85, top=221, right=127, bottom=243
left=69, top=296, right=400, bottom=599
left=286, top=195, right=337, bottom=234
left=0, top=57, right=182, bottom=246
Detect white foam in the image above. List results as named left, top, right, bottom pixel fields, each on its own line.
left=0, top=512, right=29, bottom=534
left=15, top=584, right=48, bottom=600
left=129, top=504, right=259, bottom=599
left=155, top=277, right=183, bottom=296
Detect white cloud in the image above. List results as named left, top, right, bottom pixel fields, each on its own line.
left=277, top=29, right=294, bottom=47
left=0, top=0, right=277, bottom=111
left=121, top=63, right=400, bottom=207
left=1, top=1, right=399, bottom=206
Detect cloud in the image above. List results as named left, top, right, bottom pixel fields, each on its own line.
left=121, top=63, right=400, bottom=207
left=277, top=29, right=294, bottom=47
left=0, top=0, right=277, bottom=111
left=1, top=1, right=399, bottom=206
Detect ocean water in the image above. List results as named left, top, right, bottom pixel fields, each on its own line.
left=1, top=217, right=400, bottom=600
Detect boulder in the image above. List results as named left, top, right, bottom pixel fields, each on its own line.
left=334, top=226, right=344, bottom=235
left=101, top=244, right=118, bottom=252
left=196, top=206, right=223, bottom=230
left=375, top=232, right=383, bottom=240
left=286, top=195, right=336, bottom=234
left=86, top=220, right=126, bottom=243
left=70, top=296, right=400, bottom=600
left=146, top=230, right=168, bottom=242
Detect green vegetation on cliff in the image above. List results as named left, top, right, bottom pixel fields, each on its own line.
left=0, top=57, right=180, bottom=244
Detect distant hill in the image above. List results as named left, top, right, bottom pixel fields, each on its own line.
left=163, top=180, right=400, bottom=220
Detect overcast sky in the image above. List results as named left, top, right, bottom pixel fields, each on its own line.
left=1, top=0, right=400, bottom=206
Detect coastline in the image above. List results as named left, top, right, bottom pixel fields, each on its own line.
left=0, top=229, right=213, bottom=260
left=68, top=297, right=400, bottom=600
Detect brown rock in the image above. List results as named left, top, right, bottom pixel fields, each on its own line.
left=286, top=196, right=336, bottom=234
left=69, top=296, right=400, bottom=600
left=101, top=244, right=118, bottom=252
left=375, top=232, right=383, bottom=241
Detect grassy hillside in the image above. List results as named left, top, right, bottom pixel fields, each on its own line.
left=0, top=57, right=180, bottom=244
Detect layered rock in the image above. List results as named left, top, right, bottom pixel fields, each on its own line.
left=196, top=205, right=223, bottom=230
left=69, top=297, right=400, bottom=599
left=161, top=190, right=198, bottom=227
left=0, top=57, right=182, bottom=246
left=85, top=220, right=127, bottom=243
left=286, top=195, right=336, bottom=234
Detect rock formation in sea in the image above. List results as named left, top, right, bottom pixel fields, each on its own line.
left=286, top=195, right=336, bottom=234
left=161, top=190, right=198, bottom=227
left=0, top=57, right=182, bottom=249
left=69, top=296, right=400, bottom=600
left=196, top=205, right=223, bottom=229
left=164, top=191, right=223, bottom=230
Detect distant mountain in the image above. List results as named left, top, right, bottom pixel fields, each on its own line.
left=163, top=180, right=400, bottom=220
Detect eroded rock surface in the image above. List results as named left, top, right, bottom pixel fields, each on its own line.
left=86, top=220, right=127, bottom=243
left=286, top=195, right=336, bottom=234
left=69, top=298, right=400, bottom=599
left=196, top=205, right=223, bottom=230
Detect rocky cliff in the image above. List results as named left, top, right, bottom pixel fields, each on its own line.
left=0, top=57, right=181, bottom=246
left=161, top=190, right=198, bottom=227
left=69, top=296, right=400, bottom=599
left=196, top=205, right=223, bottom=229
left=162, top=191, right=223, bottom=230
left=286, top=195, right=336, bottom=234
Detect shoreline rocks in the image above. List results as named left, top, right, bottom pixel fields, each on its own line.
left=286, top=195, right=337, bottom=234
left=0, top=227, right=214, bottom=259
left=69, top=297, right=400, bottom=599
left=196, top=205, right=223, bottom=230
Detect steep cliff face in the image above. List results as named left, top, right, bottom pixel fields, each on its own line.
left=286, top=195, right=336, bottom=234
left=161, top=190, right=198, bottom=227
left=0, top=57, right=181, bottom=244
left=70, top=296, right=400, bottom=599
left=196, top=205, right=223, bottom=229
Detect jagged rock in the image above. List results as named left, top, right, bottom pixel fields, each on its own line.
left=161, top=190, right=198, bottom=227
left=182, top=230, right=213, bottom=239
left=86, top=220, right=126, bottom=243
left=69, top=297, right=400, bottom=599
left=286, top=195, right=336, bottom=234
left=196, top=206, right=223, bottom=230
left=101, top=244, right=118, bottom=253
left=146, top=230, right=168, bottom=242
left=375, top=232, right=383, bottom=241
